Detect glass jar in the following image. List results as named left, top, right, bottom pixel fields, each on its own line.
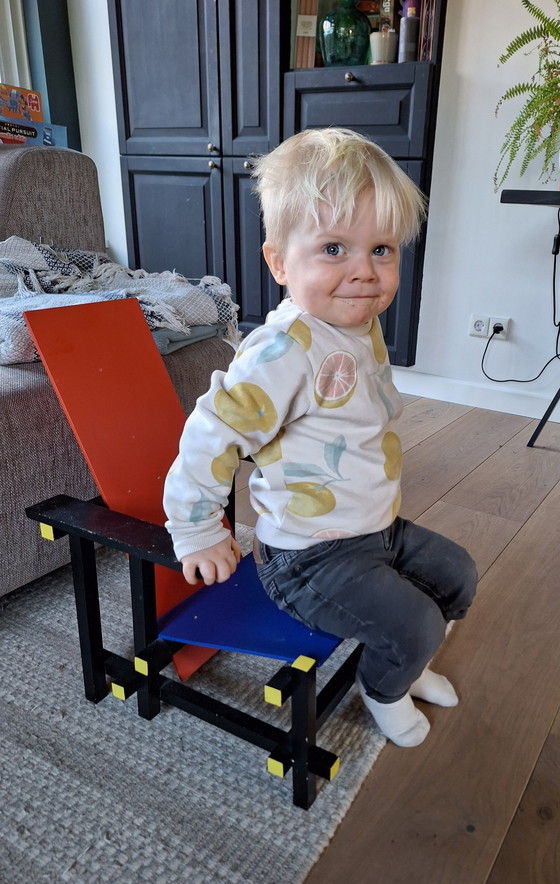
left=320, top=0, right=371, bottom=67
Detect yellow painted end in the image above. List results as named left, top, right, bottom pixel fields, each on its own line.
left=292, top=655, right=315, bottom=673
left=40, top=523, right=55, bottom=541
left=264, top=684, right=283, bottom=706
left=134, top=656, right=149, bottom=676
left=329, top=756, right=341, bottom=780
left=267, top=757, right=287, bottom=778
left=111, top=683, right=126, bottom=701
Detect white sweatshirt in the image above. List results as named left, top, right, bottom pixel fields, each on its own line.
left=163, top=300, right=403, bottom=560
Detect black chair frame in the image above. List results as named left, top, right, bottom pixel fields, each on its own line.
left=26, top=493, right=363, bottom=809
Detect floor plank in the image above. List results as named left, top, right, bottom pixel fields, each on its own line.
left=487, top=711, right=560, bottom=884
left=443, top=420, right=560, bottom=522
left=400, top=409, right=531, bottom=521
left=398, top=397, right=472, bottom=452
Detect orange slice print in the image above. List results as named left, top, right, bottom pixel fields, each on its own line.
left=312, top=527, right=358, bottom=539
left=314, top=350, right=358, bottom=409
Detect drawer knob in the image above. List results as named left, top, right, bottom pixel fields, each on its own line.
left=208, top=143, right=217, bottom=152
left=243, top=161, right=253, bottom=170
left=208, top=160, right=217, bottom=169
left=344, top=71, right=355, bottom=82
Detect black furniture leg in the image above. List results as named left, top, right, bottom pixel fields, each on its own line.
left=527, top=385, right=560, bottom=447
left=290, top=656, right=317, bottom=809
left=68, top=534, right=108, bottom=703
left=129, top=555, right=161, bottom=720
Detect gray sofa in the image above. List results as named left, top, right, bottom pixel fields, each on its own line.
left=0, top=145, right=233, bottom=598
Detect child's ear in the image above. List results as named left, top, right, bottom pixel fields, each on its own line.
left=262, top=242, right=287, bottom=285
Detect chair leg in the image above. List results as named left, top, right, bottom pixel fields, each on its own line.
left=68, top=534, right=108, bottom=703
left=129, top=555, right=161, bottom=720
left=290, top=656, right=318, bottom=809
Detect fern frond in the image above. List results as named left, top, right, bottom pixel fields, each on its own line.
left=494, top=1, right=560, bottom=188
left=499, top=24, right=549, bottom=63
left=499, top=81, right=536, bottom=102
left=522, top=0, right=560, bottom=41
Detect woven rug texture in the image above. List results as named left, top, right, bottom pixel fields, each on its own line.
left=0, top=526, right=385, bottom=883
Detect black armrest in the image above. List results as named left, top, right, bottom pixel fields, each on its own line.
left=25, top=495, right=181, bottom=570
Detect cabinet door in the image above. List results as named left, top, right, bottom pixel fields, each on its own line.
left=283, top=63, right=433, bottom=159
left=222, top=158, right=282, bottom=332
left=380, top=161, right=426, bottom=366
left=218, top=0, right=285, bottom=157
left=121, top=155, right=224, bottom=279
left=108, top=0, right=220, bottom=156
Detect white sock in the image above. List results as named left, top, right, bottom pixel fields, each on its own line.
left=357, top=679, right=430, bottom=747
left=410, top=669, right=458, bottom=707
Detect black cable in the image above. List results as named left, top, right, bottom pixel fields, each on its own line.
left=481, top=207, right=560, bottom=383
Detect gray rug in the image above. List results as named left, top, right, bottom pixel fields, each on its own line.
left=0, top=526, right=385, bottom=883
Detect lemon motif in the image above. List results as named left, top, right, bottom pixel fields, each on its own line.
left=382, top=431, right=402, bottom=481
left=214, top=382, right=278, bottom=434
left=287, top=318, right=312, bottom=351
left=211, top=444, right=240, bottom=485
left=253, top=427, right=285, bottom=467
left=286, top=482, right=336, bottom=517
left=314, top=350, right=358, bottom=409
left=369, top=317, right=388, bottom=364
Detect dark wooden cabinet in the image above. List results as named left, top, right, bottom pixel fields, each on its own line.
left=108, top=0, right=287, bottom=332
left=108, top=0, right=447, bottom=360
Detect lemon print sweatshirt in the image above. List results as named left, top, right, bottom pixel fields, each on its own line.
left=163, top=300, right=403, bottom=559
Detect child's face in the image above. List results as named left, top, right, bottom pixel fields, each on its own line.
left=263, top=191, right=401, bottom=328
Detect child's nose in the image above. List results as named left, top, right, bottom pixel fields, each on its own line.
left=349, top=253, right=376, bottom=281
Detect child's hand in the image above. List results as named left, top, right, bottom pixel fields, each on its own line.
left=181, top=534, right=243, bottom=586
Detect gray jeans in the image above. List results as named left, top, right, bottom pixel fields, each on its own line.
left=256, top=517, right=478, bottom=703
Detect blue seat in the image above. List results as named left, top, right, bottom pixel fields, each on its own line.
left=158, top=551, right=341, bottom=665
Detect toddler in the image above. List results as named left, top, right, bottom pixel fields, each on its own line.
left=163, top=127, right=477, bottom=747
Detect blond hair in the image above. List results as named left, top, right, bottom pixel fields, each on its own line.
left=252, top=127, right=426, bottom=252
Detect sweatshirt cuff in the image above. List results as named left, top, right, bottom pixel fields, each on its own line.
left=169, top=523, right=230, bottom=563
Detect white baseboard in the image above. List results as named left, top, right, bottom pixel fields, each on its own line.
left=392, top=368, right=560, bottom=423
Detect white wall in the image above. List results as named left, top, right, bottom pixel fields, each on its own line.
left=394, top=0, right=560, bottom=421
left=66, top=0, right=127, bottom=265
left=66, top=0, right=560, bottom=421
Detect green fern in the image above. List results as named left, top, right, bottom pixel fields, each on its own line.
left=494, top=0, right=560, bottom=189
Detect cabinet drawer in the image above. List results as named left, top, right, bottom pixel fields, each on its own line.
left=284, top=62, right=433, bottom=159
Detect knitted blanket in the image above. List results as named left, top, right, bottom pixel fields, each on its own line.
left=0, top=237, right=240, bottom=365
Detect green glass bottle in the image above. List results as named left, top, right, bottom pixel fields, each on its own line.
left=319, top=0, right=371, bottom=67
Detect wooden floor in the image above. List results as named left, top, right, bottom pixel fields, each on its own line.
left=236, top=395, right=560, bottom=884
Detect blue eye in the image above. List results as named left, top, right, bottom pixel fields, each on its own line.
left=373, top=245, right=389, bottom=256
left=325, top=243, right=343, bottom=256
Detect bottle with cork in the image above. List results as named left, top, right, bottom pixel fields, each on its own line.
left=398, top=0, right=420, bottom=62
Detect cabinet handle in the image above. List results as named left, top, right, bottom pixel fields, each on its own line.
left=208, top=160, right=217, bottom=169
left=243, top=161, right=253, bottom=170
left=344, top=71, right=356, bottom=82
left=207, top=143, right=217, bottom=152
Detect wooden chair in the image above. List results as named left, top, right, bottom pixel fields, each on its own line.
left=24, top=299, right=362, bottom=808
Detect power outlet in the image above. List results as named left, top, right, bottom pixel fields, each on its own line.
left=469, top=314, right=511, bottom=339
left=489, top=317, right=511, bottom=339
left=469, top=314, right=490, bottom=337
